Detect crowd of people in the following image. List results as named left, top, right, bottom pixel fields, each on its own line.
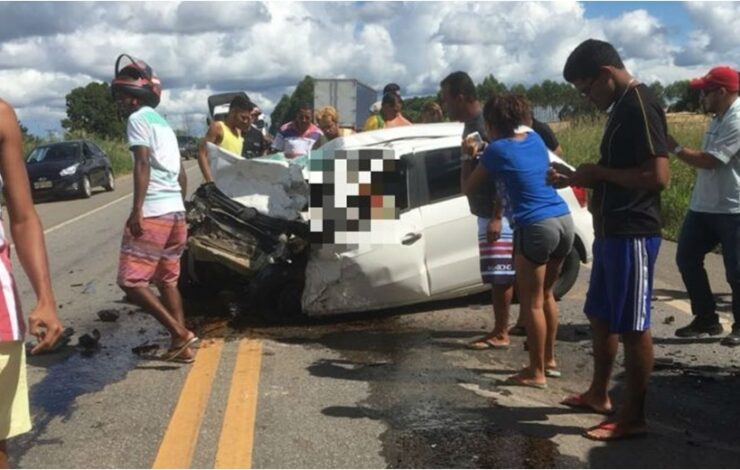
left=1, top=36, right=740, bottom=464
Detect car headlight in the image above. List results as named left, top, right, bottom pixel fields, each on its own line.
left=59, top=163, right=80, bottom=176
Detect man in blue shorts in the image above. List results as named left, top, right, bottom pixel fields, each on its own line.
left=554, top=39, right=669, bottom=441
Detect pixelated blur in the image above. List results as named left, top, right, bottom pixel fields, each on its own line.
left=308, top=148, right=404, bottom=246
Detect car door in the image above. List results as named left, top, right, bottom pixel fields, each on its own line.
left=82, top=143, right=102, bottom=185
left=415, top=143, right=483, bottom=297
left=302, top=153, right=432, bottom=316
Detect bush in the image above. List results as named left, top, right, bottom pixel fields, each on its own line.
left=556, top=114, right=709, bottom=241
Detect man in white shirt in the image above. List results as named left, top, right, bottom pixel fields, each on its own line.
left=669, top=66, right=740, bottom=347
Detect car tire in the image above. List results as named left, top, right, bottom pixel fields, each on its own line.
left=103, top=169, right=115, bottom=192
left=553, top=248, right=580, bottom=300
left=80, top=175, right=92, bottom=199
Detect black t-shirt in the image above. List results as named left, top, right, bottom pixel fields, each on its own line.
left=593, top=83, right=668, bottom=238
left=242, top=126, right=268, bottom=158
left=531, top=118, right=560, bottom=152
left=463, top=112, right=495, bottom=218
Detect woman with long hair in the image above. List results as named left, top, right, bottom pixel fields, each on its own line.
left=461, top=93, right=574, bottom=388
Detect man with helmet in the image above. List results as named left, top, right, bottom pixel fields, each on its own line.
left=111, top=54, right=198, bottom=363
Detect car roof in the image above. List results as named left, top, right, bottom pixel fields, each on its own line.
left=320, top=122, right=465, bottom=156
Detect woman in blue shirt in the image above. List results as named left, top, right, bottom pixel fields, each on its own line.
left=462, top=93, right=574, bottom=389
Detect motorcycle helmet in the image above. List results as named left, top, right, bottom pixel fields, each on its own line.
left=111, top=54, right=162, bottom=108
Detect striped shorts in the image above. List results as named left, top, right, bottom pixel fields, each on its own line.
left=584, top=236, right=661, bottom=333
left=478, top=216, right=515, bottom=285
left=117, top=212, right=187, bottom=288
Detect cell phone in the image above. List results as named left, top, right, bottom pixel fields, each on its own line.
left=465, top=131, right=483, bottom=147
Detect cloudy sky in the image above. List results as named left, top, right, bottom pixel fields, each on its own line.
left=1, top=1, right=739, bottom=137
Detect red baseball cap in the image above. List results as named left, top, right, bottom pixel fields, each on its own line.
left=689, top=66, right=739, bottom=92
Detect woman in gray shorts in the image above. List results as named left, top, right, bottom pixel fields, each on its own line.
left=462, top=93, right=574, bottom=388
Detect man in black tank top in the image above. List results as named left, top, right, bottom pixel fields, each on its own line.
left=557, top=39, right=670, bottom=442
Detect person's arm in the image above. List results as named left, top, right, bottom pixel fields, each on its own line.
left=460, top=137, right=490, bottom=196
left=127, top=146, right=151, bottom=238
left=178, top=161, right=187, bottom=201
left=197, top=122, right=223, bottom=183
left=667, top=134, right=727, bottom=170
left=570, top=157, right=669, bottom=192
left=0, top=102, right=61, bottom=353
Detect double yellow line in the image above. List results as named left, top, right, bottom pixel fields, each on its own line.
left=152, top=338, right=263, bottom=469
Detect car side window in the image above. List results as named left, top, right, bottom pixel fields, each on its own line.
left=83, top=144, right=95, bottom=159
left=419, top=147, right=462, bottom=204
left=89, top=143, right=106, bottom=158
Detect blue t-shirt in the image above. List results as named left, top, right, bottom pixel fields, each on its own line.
left=481, top=132, right=569, bottom=227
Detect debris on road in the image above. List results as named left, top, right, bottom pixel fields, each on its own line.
left=97, top=309, right=120, bottom=322
left=131, top=342, right=160, bottom=356
left=663, top=315, right=675, bottom=325
left=77, top=329, right=101, bottom=355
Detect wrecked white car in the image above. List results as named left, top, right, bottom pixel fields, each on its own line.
left=181, top=123, right=594, bottom=319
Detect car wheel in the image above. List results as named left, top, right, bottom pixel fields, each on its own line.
left=553, top=248, right=580, bottom=300
left=103, top=169, right=115, bottom=192
left=80, top=175, right=92, bottom=198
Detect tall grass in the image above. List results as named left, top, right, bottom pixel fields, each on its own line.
left=556, top=114, right=709, bottom=241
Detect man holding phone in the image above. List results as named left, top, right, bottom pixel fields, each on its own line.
left=441, top=71, right=515, bottom=349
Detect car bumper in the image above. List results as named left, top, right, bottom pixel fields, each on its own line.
left=30, top=175, right=83, bottom=197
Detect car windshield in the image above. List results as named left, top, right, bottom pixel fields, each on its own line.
left=27, top=143, right=80, bottom=164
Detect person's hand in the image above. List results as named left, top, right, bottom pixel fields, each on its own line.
left=28, top=303, right=63, bottom=355
left=461, top=138, right=479, bottom=159
left=547, top=162, right=574, bottom=188
left=126, top=209, right=144, bottom=238
left=487, top=218, right=503, bottom=243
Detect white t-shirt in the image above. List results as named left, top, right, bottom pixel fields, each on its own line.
left=690, top=98, right=740, bottom=214
left=127, top=107, right=185, bottom=217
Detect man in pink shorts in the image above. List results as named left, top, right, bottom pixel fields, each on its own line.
left=0, top=99, right=63, bottom=466
left=111, top=54, right=198, bottom=363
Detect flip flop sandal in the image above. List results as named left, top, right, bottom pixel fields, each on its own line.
left=466, top=338, right=510, bottom=350
left=583, top=421, right=647, bottom=441
left=561, top=394, right=614, bottom=415
left=545, top=368, right=562, bottom=378
left=162, top=336, right=199, bottom=362
left=502, top=374, right=547, bottom=389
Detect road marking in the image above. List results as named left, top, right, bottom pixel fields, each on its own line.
left=214, top=338, right=263, bottom=469
left=153, top=338, right=225, bottom=469
left=40, top=163, right=202, bottom=237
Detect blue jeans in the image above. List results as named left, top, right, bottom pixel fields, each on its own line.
left=675, top=210, right=740, bottom=324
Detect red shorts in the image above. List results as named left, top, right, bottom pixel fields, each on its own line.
left=117, top=212, right=187, bottom=288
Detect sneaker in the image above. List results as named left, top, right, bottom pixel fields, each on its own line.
left=720, top=325, right=740, bottom=347
left=675, top=317, right=723, bottom=338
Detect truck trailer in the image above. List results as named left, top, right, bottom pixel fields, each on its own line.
left=313, top=79, right=377, bottom=131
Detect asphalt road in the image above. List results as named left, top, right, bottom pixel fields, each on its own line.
left=4, top=162, right=740, bottom=468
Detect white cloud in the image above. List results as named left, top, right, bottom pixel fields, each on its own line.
left=1, top=1, right=738, bottom=136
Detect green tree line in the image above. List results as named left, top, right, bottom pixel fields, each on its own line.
left=46, top=75, right=703, bottom=142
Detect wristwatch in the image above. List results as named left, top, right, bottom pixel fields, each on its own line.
left=672, top=144, right=684, bottom=155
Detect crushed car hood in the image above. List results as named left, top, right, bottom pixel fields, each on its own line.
left=208, top=143, right=308, bottom=221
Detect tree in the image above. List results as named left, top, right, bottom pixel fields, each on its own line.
left=61, top=82, right=125, bottom=140
left=648, top=81, right=667, bottom=109
left=665, top=80, right=700, bottom=112
left=268, top=76, right=315, bottom=135
left=476, top=74, right=507, bottom=103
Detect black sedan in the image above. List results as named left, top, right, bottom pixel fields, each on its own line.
left=26, top=140, right=115, bottom=200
